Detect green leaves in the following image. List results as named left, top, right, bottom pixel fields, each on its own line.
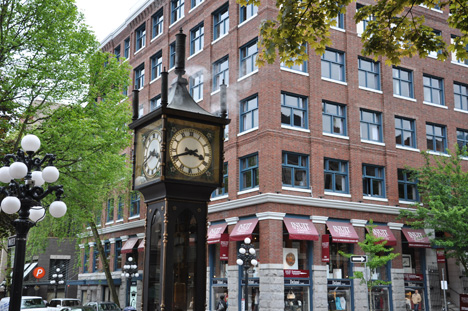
left=239, top=0, right=465, bottom=66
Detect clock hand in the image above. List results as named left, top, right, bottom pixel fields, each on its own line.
left=174, top=147, right=194, bottom=158
left=190, top=150, right=204, bottom=161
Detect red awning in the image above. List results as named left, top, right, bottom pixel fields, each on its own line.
left=284, top=218, right=319, bottom=241
left=137, top=238, right=145, bottom=252
left=367, top=226, right=397, bottom=246
left=402, top=228, right=431, bottom=248
left=121, top=237, right=139, bottom=254
left=207, top=223, right=228, bottom=244
left=327, top=221, right=359, bottom=243
left=229, top=218, right=258, bottom=241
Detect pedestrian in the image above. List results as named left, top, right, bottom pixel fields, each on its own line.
left=412, top=289, right=422, bottom=311
left=216, top=295, right=227, bottom=311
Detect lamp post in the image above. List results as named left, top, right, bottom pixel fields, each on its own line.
left=49, top=267, right=64, bottom=298
left=121, top=256, right=139, bottom=307
left=0, top=134, right=66, bottom=311
left=236, top=237, right=258, bottom=311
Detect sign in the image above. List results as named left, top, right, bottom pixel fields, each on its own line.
left=327, top=279, right=351, bottom=286
left=284, top=269, right=310, bottom=278
left=460, top=294, right=468, bottom=311
left=33, top=267, right=46, bottom=279
left=350, top=255, right=368, bottom=263
left=7, top=236, right=15, bottom=248
left=322, top=235, right=330, bottom=262
left=284, top=279, right=310, bottom=285
left=441, top=280, right=448, bottom=290
left=219, top=233, right=229, bottom=261
left=283, top=248, right=299, bottom=270
left=436, top=249, right=445, bottom=263
left=404, top=273, right=424, bottom=281
left=241, top=279, right=259, bottom=285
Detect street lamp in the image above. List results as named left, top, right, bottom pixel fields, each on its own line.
left=0, top=134, right=66, bottom=311
left=236, top=237, right=258, bottom=311
left=121, top=256, right=139, bottom=307
left=49, top=267, right=64, bottom=298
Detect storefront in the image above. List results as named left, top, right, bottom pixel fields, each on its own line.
left=402, top=228, right=430, bottom=311
left=208, top=222, right=229, bottom=311
left=325, top=221, right=360, bottom=311
left=283, top=217, right=318, bottom=311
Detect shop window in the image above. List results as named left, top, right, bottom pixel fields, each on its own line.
left=327, top=242, right=352, bottom=310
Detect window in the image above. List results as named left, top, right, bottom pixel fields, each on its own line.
left=240, top=95, right=258, bottom=132
left=356, top=4, right=374, bottom=36
left=281, top=46, right=307, bottom=73
left=282, top=152, right=309, bottom=188
left=321, top=49, right=345, bottom=82
left=331, top=12, right=345, bottom=29
left=169, top=41, right=176, bottom=69
left=457, top=129, right=468, bottom=151
left=360, top=109, right=382, bottom=142
left=190, top=23, right=204, bottom=55
left=117, top=196, right=123, bottom=220
left=395, top=117, right=416, bottom=148
left=423, top=75, right=444, bottom=105
left=150, top=95, right=161, bottom=112
left=398, top=169, right=419, bottom=202
left=114, top=45, right=121, bottom=60
left=93, top=246, right=99, bottom=272
left=240, top=154, right=258, bottom=190
left=124, top=37, right=130, bottom=59
left=428, top=30, right=442, bottom=58
left=213, top=5, right=229, bottom=40
left=281, top=92, right=308, bottom=129
left=393, top=67, right=413, bottom=98
left=114, top=239, right=122, bottom=271
left=103, top=241, right=111, bottom=263
left=213, top=56, right=229, bottom=91
left=150, top=52, right=163, bottom=81
left=426, top=123, right=447, bottom=153
left=171, top=0, right=184, bottom=24
left=454, top=82, right=468, bottom=111
left=135, top=23, right=146, bottom=51
left=106, top=198, right=114, bottom=222
left=189, top=71, right=203, bottom=102
left=240, top=3, right=258, bottom=23
left=130, top=192, right=140, bottom=217
left=322, top=102, right=347, bottom=136
left=212, top=162, right=228, bottom=197
left=139, top=105, right=144, bottom=118
left=83, top=245, right=89, bottom=273
left=358, top=57, right=380, bottom=90
left=191, top=0, right=203, bottom=8
left=240, top=39, right=258, bottom=77
left=324, top=158, right=349, bottom=193
left=134, top=64, right=145, bottom=90
left=451, top=36, right=468, bottom=65
left=152, top=9, right=163, bottom=39
left=362, top=165, right=385, bottom=198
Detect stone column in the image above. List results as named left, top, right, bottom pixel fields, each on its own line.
left=258, top=263, right=284, bottom=311
left=311, top=216, right=328, bottom=311
left=227, top=265, right=239, bottom=311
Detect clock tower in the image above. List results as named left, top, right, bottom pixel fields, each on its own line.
left=129, top=30, right=229, bottom=311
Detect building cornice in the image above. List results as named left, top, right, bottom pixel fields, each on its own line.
left=209, top=193, right=406, bottom=216
left=81, top=220, right=146, bottom=238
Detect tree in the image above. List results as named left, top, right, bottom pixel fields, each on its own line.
left=238, top=0, right=468, bottom=66
left=340, top=221, right=399, bottom=311
left=400, top=146, right=468, bottom=277
left=0, top=0, right=132, bottom=305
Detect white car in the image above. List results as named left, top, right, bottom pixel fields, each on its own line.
left=0, top=296, right=48, bottom=311
left=48, top=299, right=80, bottom=310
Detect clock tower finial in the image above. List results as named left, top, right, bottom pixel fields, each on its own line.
left=175, top=28, right=186, bottom=77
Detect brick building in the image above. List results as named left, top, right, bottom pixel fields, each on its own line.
left=78, top=0, right=468, bottom=310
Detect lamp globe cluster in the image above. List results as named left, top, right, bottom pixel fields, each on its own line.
left=0, top=134, right=66, bottom=221
left=122, top=256, right=139, bottom=278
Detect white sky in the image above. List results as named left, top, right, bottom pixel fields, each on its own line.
left=75, top=0, right=146, bottom=42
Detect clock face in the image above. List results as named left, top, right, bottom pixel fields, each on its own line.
left=143, top=129, right=162, bottom=178
left=169, top=128, right=213, bottom=176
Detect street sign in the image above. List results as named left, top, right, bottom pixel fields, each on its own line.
left=33, top=267, right=46, bottom=279
left=7, top=236, right=15, bottom=248
left=350, top=255, right=368, bottom=263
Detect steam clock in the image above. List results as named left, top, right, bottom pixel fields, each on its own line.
left=129, top=30, right=229, bottom=311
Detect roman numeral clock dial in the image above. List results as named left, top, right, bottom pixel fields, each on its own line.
left=143, top=129, right=162, bottom=178
left=169, top=128, right=212, bottom=177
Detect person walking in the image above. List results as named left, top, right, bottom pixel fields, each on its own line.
left=216, top=295, right=227, bottom=311
left=412, top=290, right=422, bottom=311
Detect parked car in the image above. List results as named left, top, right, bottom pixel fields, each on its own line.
left=83, top=302, right=120, bottom=311
left=56, top=306, right=94, bottom=311
left=48, top=299, right=80, bottom=309
left=0, top=296, right=48, bottom=311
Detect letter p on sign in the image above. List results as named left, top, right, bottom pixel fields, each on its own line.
left=33, top=267, right=45, bottom=279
